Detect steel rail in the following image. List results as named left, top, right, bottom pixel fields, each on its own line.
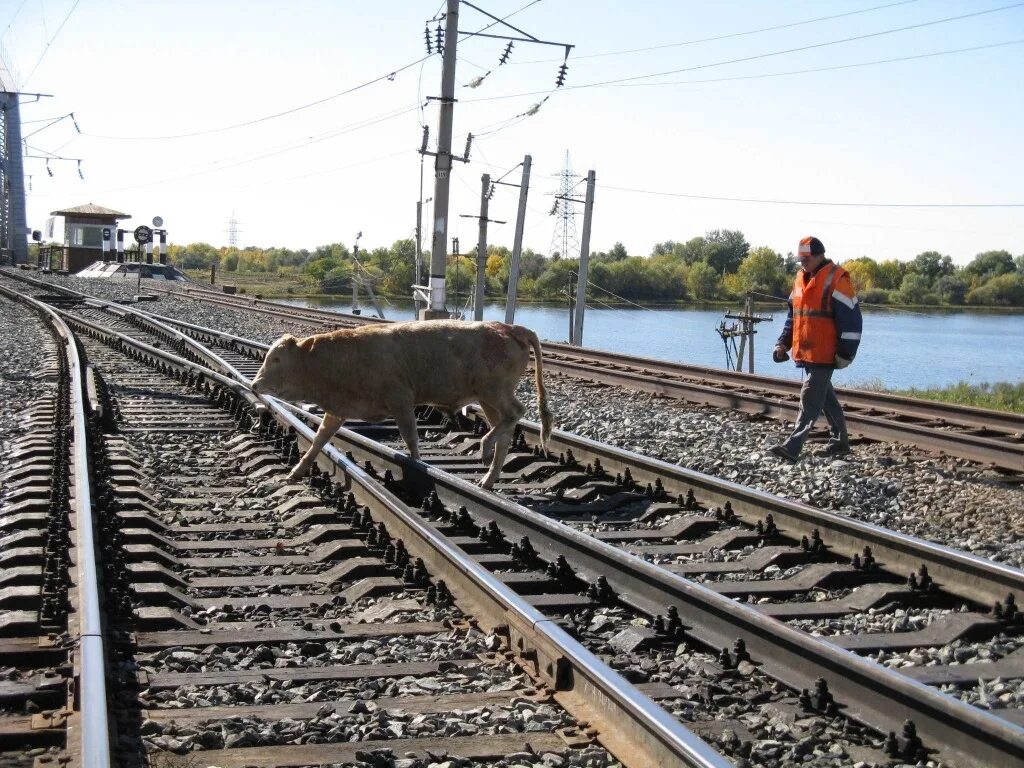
left=284, top=412, right=1024, bottom=768
left=0, top=283, right=111, bottom=768
left=260, top=397, right=728, bottom=768
left=57, top=312, right=264, bottom=413
left=542, top=341, right=1024, bottom=436
left=513, top=421, right=1024, bottom=610
left=538, top=355, right=1024, bottom=472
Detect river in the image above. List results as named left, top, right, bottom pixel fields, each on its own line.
left=280, top=297, right=1024, bottom=390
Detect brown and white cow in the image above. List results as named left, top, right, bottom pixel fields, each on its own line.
left=250, top=320, right=553, bottom=488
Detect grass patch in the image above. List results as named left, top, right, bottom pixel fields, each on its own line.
left=888, top=381, right=1024, bottom=414
left=182, top=269, right=313, bottom=298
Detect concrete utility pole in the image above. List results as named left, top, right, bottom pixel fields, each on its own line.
left=571, top=170, right=596, bottom=346
left=504, top=154, right=531, bottom=324
left=422, top=0, right=461, bottom=320
left=415, top=199, right=422, bottom=303
left=0, top=91, right=28, bottom=264
left=473, top=173, right=490, bottom=321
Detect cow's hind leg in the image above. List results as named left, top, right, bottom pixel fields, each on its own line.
left=393, top=406, right=420, bottom=462
left=478, top=402, right=504, bottom=464
left=480, top=396, right=525, bottom=489
left=288, top=413, right=344, bottom=482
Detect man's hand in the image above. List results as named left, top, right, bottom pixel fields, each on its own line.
left=772, top=345, right=789, bottom=363
left=834, top=355, right=852, bottom=369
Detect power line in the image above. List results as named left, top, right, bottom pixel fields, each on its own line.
left=601, top=184, right=1024, bottom=209
left=0, top=0, right=30, bottom=39
left=34, top=105, right=421, bottom=198
left=587, top=278, right=658, bottom=312
left=83, top=55, right=432, bottom=141
left=564, top=2, right=1024, bottom=90
left=21, top=0, right=82, bottom=87
left=597, top=39, right=1024, bottom=90
left=512, top=0, right=922, bottom=64
left=461, top=3, right=1024, bottom=102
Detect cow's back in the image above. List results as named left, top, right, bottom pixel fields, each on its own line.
left=312, top=321, right=531, bottom=414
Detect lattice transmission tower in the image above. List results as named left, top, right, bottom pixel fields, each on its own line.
left=225, top=212, right=241, bottom=248
left=548, top=150, right=580, bottom=260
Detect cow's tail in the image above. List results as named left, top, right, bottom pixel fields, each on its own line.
left=526, top=329, right=553, bottom=447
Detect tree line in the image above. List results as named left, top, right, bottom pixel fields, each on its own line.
left=166, top=231, right=1024, bottom=307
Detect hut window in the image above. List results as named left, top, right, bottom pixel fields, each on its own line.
left=71, top=225, right=103, bottom=247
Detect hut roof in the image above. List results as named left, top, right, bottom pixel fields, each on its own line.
left=50, top=203, right=131, bottom=219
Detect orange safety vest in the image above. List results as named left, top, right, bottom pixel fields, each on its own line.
left=790, top=262, right=848, bottom=364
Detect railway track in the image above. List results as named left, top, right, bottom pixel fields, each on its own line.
left=139, top=279, right=1024, bottom=474
left=4, top=277, right=1023, bottom=765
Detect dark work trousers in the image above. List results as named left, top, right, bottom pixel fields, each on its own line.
left=781, top=363, right=849, bottom=456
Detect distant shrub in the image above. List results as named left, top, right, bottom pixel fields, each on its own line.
left=859, top=287, right=890, bottom=305
left=966, top=273, right=1024, bottom=306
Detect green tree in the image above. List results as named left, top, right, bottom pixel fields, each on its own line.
left=897, top=272, right=935, bottom=305
left=935, top=274, right=968, bottom=305
left=906, top=251, right=954, bottom=285
left=842, top=257, right=880, bottom=293
left=734, top=246, right=788, bottom=296
left=534, top=258, right=578, bottom=299
left=675, top=237, right=708, bottom=265
left=687, top=260, right=720, bottom=300
left=964, top=250, right=1015, bottom=282
left=876, top=259, right=905, bottom=290
left=966, top=273, right=1024, bottom=306
left=703, top=229, right=749, bottom=274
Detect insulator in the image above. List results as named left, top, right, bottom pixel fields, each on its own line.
left=435, top=23, right=444, bottom=54
left=556, top=62, right=569, bottom=87
left=71, top=113, right=81, bottom=133
left=463, top=132, right=473, bottom=161
left=46, top=159, right=53, bottom=178
left=77, top=160, right=84, bottom=180
left=499, top=40, right=514, bottom=65
left=487, top=183, right=495, bottom=200
left=452, top=237, right=459, bottom=256
left=425, top=25, right=433, bottom=54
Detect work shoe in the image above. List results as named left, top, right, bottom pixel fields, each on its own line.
left=815, top=442, right=852, bottom=458
left=768, top=444, right=799, bottom=463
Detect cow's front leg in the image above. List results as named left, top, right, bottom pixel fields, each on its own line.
left=393, top=407, right=420, bottom=462
left=288, top=412, right=344, bottom=482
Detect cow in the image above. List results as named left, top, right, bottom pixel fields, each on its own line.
left=250, top=320, right=553, bottom=489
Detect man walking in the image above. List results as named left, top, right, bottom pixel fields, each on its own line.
left=770, top=236, right=862, bottom=461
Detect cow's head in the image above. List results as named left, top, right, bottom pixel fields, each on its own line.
left=251, top=334, right=305, bottom=400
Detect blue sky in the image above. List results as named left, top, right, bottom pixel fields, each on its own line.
left=3, top=0, right=1022, bottom=264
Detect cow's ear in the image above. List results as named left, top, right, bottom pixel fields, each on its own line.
left=281, top=334, right=297, bottom=347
